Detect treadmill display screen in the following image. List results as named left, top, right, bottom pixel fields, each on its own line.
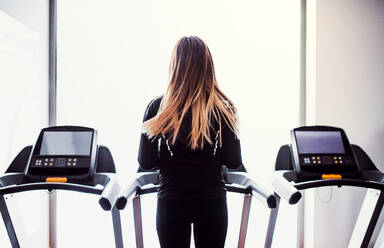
left=296, top=131, right=345, bottom=154
left=39, top=131, right=93, bottom=156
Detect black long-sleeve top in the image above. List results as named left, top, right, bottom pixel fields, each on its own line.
left=138, top=96, right=243, bottom=199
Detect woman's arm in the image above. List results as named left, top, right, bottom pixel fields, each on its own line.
left=138, top=99, right=161, bottom=170
left=220, top=124, right=243, bottom=169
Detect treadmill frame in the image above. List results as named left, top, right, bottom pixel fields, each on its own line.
left=0, top=173, right=123, bottom=248
left=116, top=171, right=279, bottom=248
left=272, top=143, right=384, bottom=247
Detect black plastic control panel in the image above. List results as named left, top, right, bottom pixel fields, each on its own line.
left=291, top=126, right=359, bottom=173
left=30, top=157, right=88, bottom=168
left=26, top=126, right=98, bottom=180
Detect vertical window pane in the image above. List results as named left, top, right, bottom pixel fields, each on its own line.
left=58, top=0, right=300, bottom=247
left=0, top=1, right=49, bottom=247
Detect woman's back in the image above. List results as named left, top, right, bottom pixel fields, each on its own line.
left=139, top=95, right=242, bottom=199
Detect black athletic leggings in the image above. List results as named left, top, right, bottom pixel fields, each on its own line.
left=156, top=197, right=228, bottom=248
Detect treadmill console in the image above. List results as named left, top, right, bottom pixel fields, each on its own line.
left=26, top=126, right=98, bottom=181
left=291, top=126, right=359, bottom=174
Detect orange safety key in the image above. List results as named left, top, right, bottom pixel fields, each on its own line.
left=321, top=174, right=342, bottom=180
left=46, top=177, right=68, bottom=183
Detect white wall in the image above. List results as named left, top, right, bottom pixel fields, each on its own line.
left=305, top=0, right=384, bottom=247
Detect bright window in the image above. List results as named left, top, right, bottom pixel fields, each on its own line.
left=57, top=0, right=301, bottom=246
left=0, top=1, right=49, bottom=246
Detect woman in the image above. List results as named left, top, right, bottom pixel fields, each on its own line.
left=138, top=36, right=242, bottom=248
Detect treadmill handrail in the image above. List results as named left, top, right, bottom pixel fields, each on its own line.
left=272, top=171, right=302, bottom=204
left=97, top=173, right=121, bottom=211
left=115, top=172, right=158, bottom=210
left=0, top=173, right=119, bottom=211
left=273, top=170, right=384, bottom=205
left=226, top=172, right=276, bottom=208
left=116, top=172, right=277, bottom=210
left=294, top=179, right=384, bottom=191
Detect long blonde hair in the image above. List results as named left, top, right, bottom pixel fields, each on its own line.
left=143, top=36, right=238, bottom=150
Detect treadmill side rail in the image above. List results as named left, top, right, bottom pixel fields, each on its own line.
left=96, top=173, right=121, bottom=211
left=226, top=172, right=277, bottom=209
left=272, top=171, right=302, bottom=204
left=115, top=172, right=159, bottom=210
left=0, top=195, right=20, bottom=248
left=0, top=172, right=123, bottom=248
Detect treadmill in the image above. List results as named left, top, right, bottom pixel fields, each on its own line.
left=272, top=126, right=384, bottom=247
left=0, top=126, right=123, bottom=248
left=116, top=164, right=278, bottom=248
